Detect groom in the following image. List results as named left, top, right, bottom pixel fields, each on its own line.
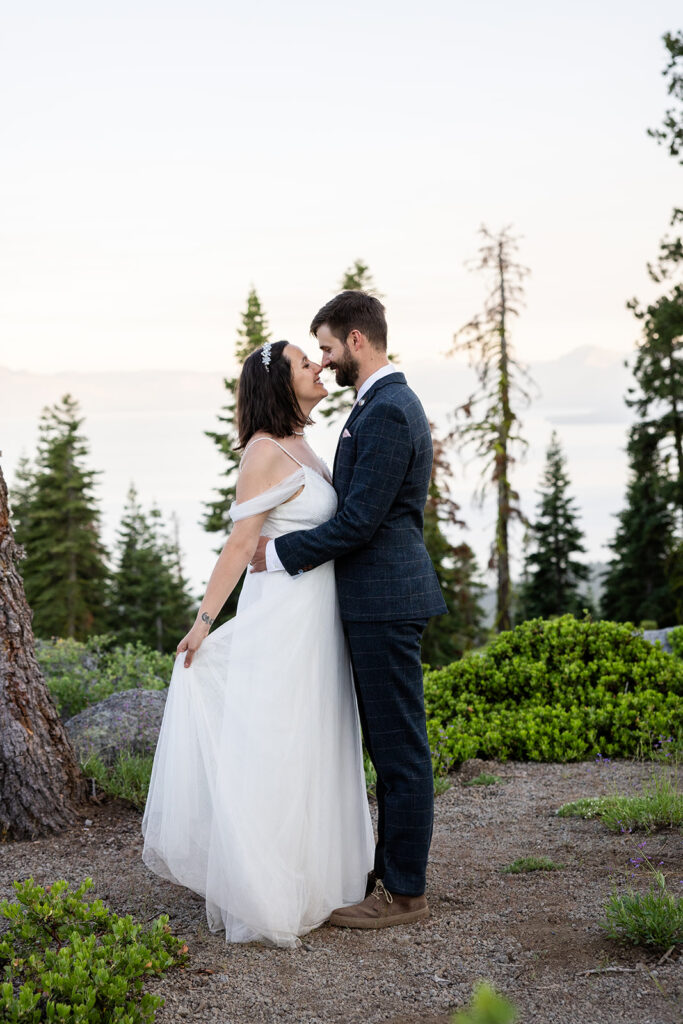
left=253, top=291, right=446, bottom=927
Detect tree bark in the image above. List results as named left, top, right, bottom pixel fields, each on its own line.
left=0, top=457, right=86, bottom=840
left=496, top=239, right=512, bottom=632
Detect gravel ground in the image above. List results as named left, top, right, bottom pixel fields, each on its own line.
left=1, top=758, right=681, bottom=1024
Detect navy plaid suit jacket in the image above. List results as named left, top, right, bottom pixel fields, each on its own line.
left=274, top=371, right=447, bottom=622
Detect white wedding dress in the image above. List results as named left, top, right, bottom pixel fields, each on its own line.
left=141, top=443, right=374, bottom=948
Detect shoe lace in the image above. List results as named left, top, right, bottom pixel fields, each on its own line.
left=372, top=880, right=393, bottom=904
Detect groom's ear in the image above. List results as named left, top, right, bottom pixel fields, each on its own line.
left=348, top=329, right=364, bottom=350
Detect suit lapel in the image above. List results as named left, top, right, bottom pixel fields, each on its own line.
left=332, top=372, right=406, bottom=481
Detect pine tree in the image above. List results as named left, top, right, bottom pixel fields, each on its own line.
left=110, top=485, right=195, bottom=652
left=517, top=431, right=589, bottom=621
left=449, top=226, right=535, bottom=631
left=646, top=31, right=683, bottom=282
left=625, top=32, right=683, bottom=520
left=421, top=426, right=485, bottom=666
left=8, top=453, right=36, bottom=535
left=319, top=260, right=385, bottom=423
left=611, top=31, right=683, bottom=618
left=12, top=395, right=109, bottom=639
left=203, top=288, right=271, bottom=620
left=601, top=424, right=677, bottom=626
left=340, top=259, right=383, bottom=296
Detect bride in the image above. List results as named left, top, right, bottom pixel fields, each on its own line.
left=141, top=339, right=374, bottom=948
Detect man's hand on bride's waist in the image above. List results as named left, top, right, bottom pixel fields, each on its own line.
left=249, top=535, right=270, bottom=573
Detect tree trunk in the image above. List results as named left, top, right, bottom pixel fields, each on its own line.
left=496, top=239, right=512, bottom=632
left=0, top=458, right=86, bottom=840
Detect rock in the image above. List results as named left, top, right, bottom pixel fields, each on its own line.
left=456, top=758, right=489, bottom=784
left=65, top=688, right=167, bottom=766
left=641, top=626, right=681, bottom=654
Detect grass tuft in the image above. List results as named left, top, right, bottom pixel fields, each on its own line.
left=503, top=856, right=561, bottom=874
left=601, top=871, right=682, bottom=950
left=464, top=773, right=504, bottom=787
left=558, top=773, right=682, bottom=832
left=81, top=750, right=154, bottom=811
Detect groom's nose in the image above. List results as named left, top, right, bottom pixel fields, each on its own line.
left=320, top=351, right=331, bottom=368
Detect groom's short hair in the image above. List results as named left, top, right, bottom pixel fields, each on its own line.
left=310, top=291, right=387, bottom=351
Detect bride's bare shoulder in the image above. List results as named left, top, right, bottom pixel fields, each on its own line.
left=236, top=436, right=298, bottom=502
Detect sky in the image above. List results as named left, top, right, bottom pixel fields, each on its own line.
left=1, top=0, right=680, bottom=377
left=1, top=3, right=681, bottom=595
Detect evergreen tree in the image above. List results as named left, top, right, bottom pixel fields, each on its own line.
left=8, top=453, right=36, bottom=535
left=340, top=259, right=383, bottom=296
left=626, top=285, right=683, bottom=518
left=517, top=431, right=589, bottom=621
left=601, top=424, right=677, bottom=626
left=12, top=395, right=109, bottom=640
left=449, top=226, right=535, bottom=631
left=625, top=32, right=683, bottom=520
left=646, top=31, right=683, bottom=283
left=319, top=260, right=385, bottom=423
left=421, top=426, right=485, bottom=666
left=203, top=288, right=271, bottom=620
left=110, top=485, right=195, bottom=651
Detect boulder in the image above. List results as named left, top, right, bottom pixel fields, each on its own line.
left=65, top=688, right=167, bottom=766
left=641, top=627, right=681, bottom=654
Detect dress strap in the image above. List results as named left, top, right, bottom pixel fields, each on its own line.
left=241, top=436, right=305, bottom=469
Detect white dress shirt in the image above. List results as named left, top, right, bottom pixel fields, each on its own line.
left=265, top=363, right=395, bottom=573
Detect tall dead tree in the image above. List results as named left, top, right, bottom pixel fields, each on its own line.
left=0, top=456, right=85, bottom=840
left=450, top=226, right=535, bottom=631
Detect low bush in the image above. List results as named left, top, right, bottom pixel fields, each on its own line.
left=451, top=981, right=518, bottom=1024
left=36, top=635, right=173, bottom=720
left=425, top=616, right=683, bottom=768
left=0, top=877, right=187, bottom=1023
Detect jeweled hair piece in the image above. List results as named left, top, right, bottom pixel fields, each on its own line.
left=261, top=341, right=272, bottom=372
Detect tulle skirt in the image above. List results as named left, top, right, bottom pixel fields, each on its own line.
left=141, top=560, right=374, bottom=947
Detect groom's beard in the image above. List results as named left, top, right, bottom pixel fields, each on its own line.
left=332, top=345, right=360, bottom=389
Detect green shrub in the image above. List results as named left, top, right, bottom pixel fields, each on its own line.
left=668, top=625, right=683, bottom=660
left=451, top=981, right=518, bottom=1024
left=0, top=877, right=187, bottom=1023
left=425, top=616, right=683, bottom=767
left=36, top=635, right=173, bottom=719
left=601, top=871, right=682, bottom=950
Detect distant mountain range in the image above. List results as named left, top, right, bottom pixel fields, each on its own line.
left=0, top=344, right=633, bottom=426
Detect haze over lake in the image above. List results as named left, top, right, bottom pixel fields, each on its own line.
left=2, top=345, right=633, bottom=595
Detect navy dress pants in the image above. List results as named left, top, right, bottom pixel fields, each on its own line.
left=344, top=618, right=433, bottom=897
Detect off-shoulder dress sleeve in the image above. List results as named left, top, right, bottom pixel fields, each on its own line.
left=228, top=468, right=305, bottom=523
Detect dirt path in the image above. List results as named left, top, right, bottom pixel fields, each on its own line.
left=1, top=759, right=680, bottom=1024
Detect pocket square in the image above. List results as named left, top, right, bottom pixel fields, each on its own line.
left=342, top=428, right=352, bottom=438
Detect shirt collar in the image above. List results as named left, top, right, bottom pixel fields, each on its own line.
left=356, top=363, right=396, bottom=403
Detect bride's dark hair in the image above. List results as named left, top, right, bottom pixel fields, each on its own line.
left=236, top=340, right=311, bottom=448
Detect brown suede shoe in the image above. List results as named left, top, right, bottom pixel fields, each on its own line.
left=329, top=880, right=429, bottom=929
